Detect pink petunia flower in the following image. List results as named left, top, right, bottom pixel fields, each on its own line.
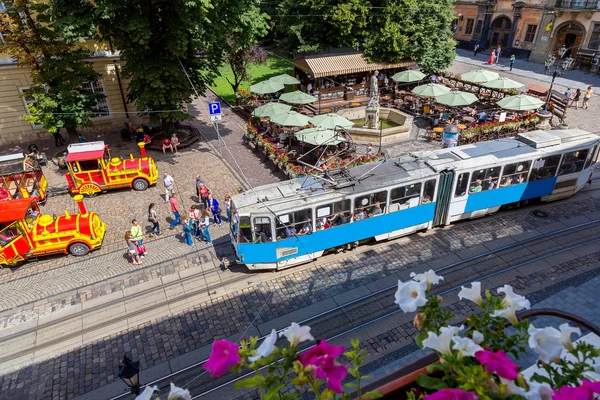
left=203, top=340, right=241, bottom=377
left=424, top=388, right=479, bottom=400
left=553, top=379, right=600, bottom=400
left=474, top=349, right=519, bottom=381
left=298, top=340, right=348, bottom=393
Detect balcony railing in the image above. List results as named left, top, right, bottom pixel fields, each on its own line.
left=555, top=0, right=599, bottom=9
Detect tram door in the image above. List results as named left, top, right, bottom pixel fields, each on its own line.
left=433, top=170, right=455, bottom=227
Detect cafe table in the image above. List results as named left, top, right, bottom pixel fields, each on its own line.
left=351, top=102, right=362, bottom=107
left=321, top=108, right=332, bottom=114
left=433, top=127, right=444, bottom=133
left=457, top=124, right=467, bottom=130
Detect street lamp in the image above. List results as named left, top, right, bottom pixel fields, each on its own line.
left=542, top=47, right=573, bottom=114
left=118, top=355, right=141, bottom=395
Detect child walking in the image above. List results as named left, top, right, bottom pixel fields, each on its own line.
left=148, top=203, right=161, bottom=235
left=125, top=231, right=142, bottom=265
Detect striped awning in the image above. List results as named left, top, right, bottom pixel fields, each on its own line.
left=292, top=52, right=414, bottom=78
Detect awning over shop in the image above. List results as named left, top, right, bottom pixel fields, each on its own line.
left=292, top=51, right=414, bottom=78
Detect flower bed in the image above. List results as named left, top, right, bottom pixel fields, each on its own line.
left=459, top=114, right=540, bottom=144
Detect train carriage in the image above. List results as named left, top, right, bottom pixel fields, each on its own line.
left=231, top=129, right=600, bottom=270
left=0, top=153, right=47, bottom=203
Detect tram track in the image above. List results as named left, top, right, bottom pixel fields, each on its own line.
left=87, top=217, right=600, bottom=400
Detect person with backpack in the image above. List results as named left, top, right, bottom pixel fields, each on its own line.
left=198, top=182, right=211, bottom=209
left=148, top=203, right=161, bottom=235
left=207, top=193, right=222, bottom=225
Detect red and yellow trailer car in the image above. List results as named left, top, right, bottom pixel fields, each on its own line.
left=0, top=153, right=48, bottom=203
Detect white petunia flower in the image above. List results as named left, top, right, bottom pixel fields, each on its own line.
left=491, top=285, right=531, bottom=324
left=528, top=325, right=564, bottom=363
left=249, top=329, right=277, bottom=362
left=135, top=386, right=158, bottom=400
left=422, top=325, right=463, bottom=355
left=500, top=377, right=526, bottom=397
left=394, top=279, right=427, bottom=313
left=558, top=323, right=581, bottom=351
left=410, top=269, right=444, bottom=288
left=168, top=383, right=191, bottom=400
left=524, top=380, right=553, bottom=400
left=452, top=336, right=483, bottom=357
left=458, top=282, right=483, bottom=306
left=279, top=322, right=314, bottom=345
left=472, top=330, right=484, bottom=345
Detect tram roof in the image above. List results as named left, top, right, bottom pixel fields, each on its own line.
left=0, top=198, right=36, bottom=223
left=232, top=128, right=600, bottom=215
left=66, top=141, right=106, bottom=162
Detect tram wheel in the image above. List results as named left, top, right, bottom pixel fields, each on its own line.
left=132, top=178, right=149, bottom=191
left=69, top=242, right=90, bottom=256
left=79, top=183, right=101, bottom=197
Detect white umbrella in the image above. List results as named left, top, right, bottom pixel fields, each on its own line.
left=391, top=70, right=426, bottom=83
left=270, top=111, right=312, bottom=127
left=309, top=113, right=354, bottom=129
left=435, top=91, right=479, bottom=106
left=250, top=79, right=285, bottom=94
left=412, top=83, right=451, bottom=97
left=483, top=77, right=524, bottom=89
left=460, top=69, right=500, bottom=83
left=497, top=94, right=544, bottom=111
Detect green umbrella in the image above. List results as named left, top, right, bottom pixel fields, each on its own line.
left=252, top=102, right=292, bottom=118
left=412, top=83, right=451, bottom=97
left=435, top=91, right=479, bottom=106
left=270, top=73, right=301, bottom=85
left=279, top=90, right=318, bottom=104
left=250, top=79, right=285, bottom=94
left=270, top=111, right=312, bottom=127
left=483, top=77, right=523, bottom=89
left=460, top=69, right=500, bottom=83
left=497, top=94, right=544, bottom=111
left=309, top=113, right=354, bottom=129
left=295, top=127, right=345, bottom=146
left=391, top=70, right=426, bottom=83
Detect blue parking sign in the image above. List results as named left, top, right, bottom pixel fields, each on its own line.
left=208, top=102, right=221, bottom=115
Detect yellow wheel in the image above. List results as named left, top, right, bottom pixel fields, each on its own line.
left=79, top=183, right=101, bottom=197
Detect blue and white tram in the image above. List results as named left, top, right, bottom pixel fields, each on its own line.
left=231, top=129, right=599, bottom=270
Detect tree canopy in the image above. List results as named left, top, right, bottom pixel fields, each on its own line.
left=0, top=0, right=104, bottom=135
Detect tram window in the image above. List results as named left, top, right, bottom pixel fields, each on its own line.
left=78, top=160, right=99, bottom=172
left=239, top=216, right=252, bottom=244
left=584, top=146, right=597, bottom=170
left=499, top=161, right=531, bottom=187
left=558, top=149, right=589, bottom=176
left=316, top=200, right=351, bottom=228
left=470, top=167, right=500, bottom=192
left=530, top=155, right=561, bottom=181
left=390, top=183, right=422, bottom=212
left=454, top=173, right=469, bottom=197
left=253, top=217, right=272, bottom=243
left=353, top=190, right=387, bottom=217
left=422, top=180, right=435, bottom=204
left=275, top=209, right=313, bottom=240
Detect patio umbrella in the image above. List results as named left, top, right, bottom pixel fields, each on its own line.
left=391, top=70, right=426, bottom=83
left=250, top=79, right=285, bottom=94
left=412, top=83, right=451, bottom=97
left=460, top=69, right=500, bottom=83
left=435, top=91, right=478, bottom=106
left=270, top=111, right=312, bottom=127
left=279, top=90, right=318, bottom=104
left=295, top=127, right=346, bottom=146
left=252, top=102, right=292, bottom=118
left=270, top=73, right=301, bottom=85
left=483, top=77, right=524, bottom=89
left=497, top=94, right=544, bottom=111
left=309, top=113, right=354, bottom=129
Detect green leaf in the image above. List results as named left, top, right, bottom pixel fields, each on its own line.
left=416, top=374, right=448, bottom=390
left=264, top=384, right=285, bottom=400
left=415, top=332, right=428, bottom=348
left=234, top=376, right=259, bottom=390
left=362, top=391, right=384, bottom=399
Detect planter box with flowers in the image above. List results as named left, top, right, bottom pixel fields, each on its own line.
left=460, top=115, right=540, bottom=143
left=137, top=269, right=600, bottom=400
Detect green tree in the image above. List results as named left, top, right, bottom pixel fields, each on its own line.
left=0, top=0, right=103, bottom=137
left=226, top=45, right=267, bottom=105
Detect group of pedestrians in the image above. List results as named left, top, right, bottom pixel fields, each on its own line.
left=564, top=86, right=593, bottom=110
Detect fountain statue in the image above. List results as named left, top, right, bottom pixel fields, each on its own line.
left=364, top=70, right=380, bottom=129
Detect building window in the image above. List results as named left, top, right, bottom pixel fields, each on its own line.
left=18, top=87, right=42, bottom=128
left=465, top=19, right=474, bottom=34
left=475, top=20, right=483, bottom=34
left=589, top=23, right=600, bottom=50
left=80, top=81, right=110, bottom=118
left=451, top=19, right=459, bottom=33
left=524, top=24, right=537, bottom=43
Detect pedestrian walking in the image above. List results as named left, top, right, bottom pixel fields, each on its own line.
left=169, top=193, right=181, bottom=229
left=163, top=172, right=175, bottom=203
left=474, top=43, right=480, bottom=57
left=571, top=88, right=581, bottom=109
left=125, top=231, right=142, bottom=265
left=495, top=47, right=501, bottom=64
left=130, top=219, right=146, bottom=257
left=53, top=130, right=67, bottom=147
left=208, top=194, right=222, bottom=225
left=188, top=205, right=200, bottom=237
left=198, top=182, right=211, bottom=209
left=583, top=86, right=593, bottom=109
left=224, top=195, right=232, bottom=222
left=200, top=209, right=212, bottom=243
left=181, top=216, right=193, bottom=246
left=487, top=51, right=495, bottom=65
left=231, top=209, right=239, bottom=237
left=509, top=54, right=515, bottom=71
left=148, top=203, right=161, bottom=235
left=195, top=175, right=205, bottom=200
